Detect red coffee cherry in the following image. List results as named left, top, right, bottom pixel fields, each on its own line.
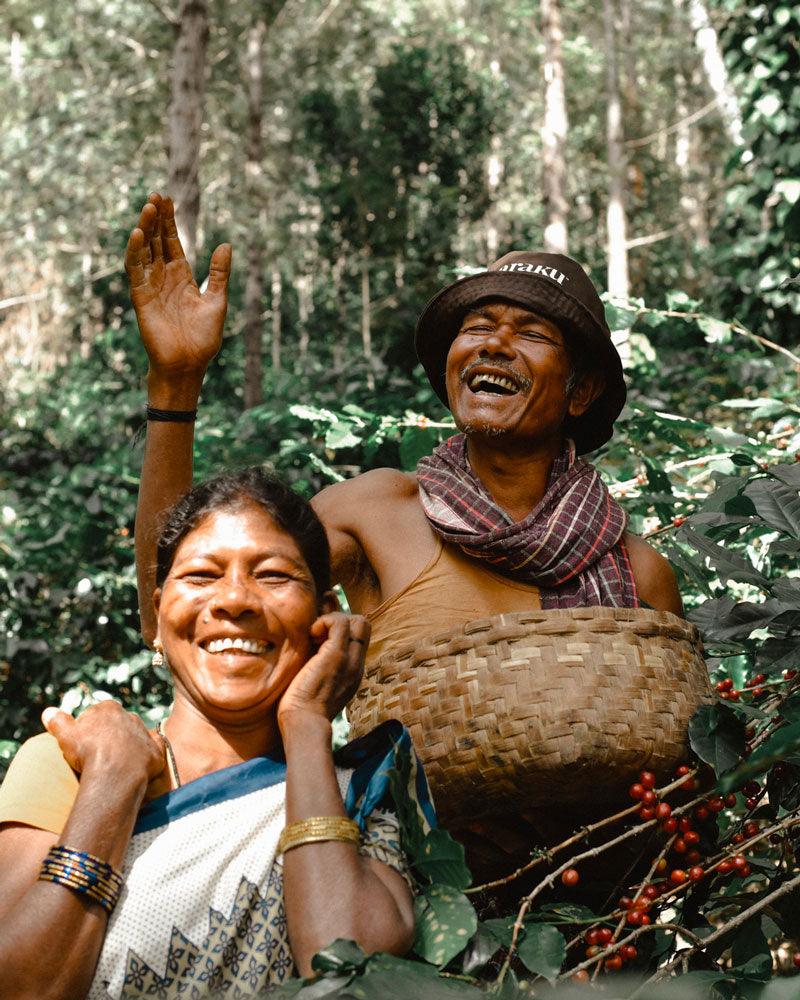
left=673, top=838, right=687, bottom=854
left=694, top=804, right=710, bottom=821
left=670, top=869, right=687, bottom=885
left=689, top=866, right=704, bottom=882
left=744, top=821, right=760, bottom=839
left=717, top=860, right=732, bottom=874
left=639, top=806, right=656, bottom=821
left=663, top=817, right=678, bottom=834
left=684, top=830, right=701, bottom=847
left=598, top=928, right=613, bottom=944
left=620, top=944, right=637, bottom=962
left=629, top=782, right=645, bottom=800
left=792, top=953, right=800, bottom=969
left=573, top=969, right=590, bottom=983
left=731, top=855, right=748, bottom=871
left=605, top=954, right=623, bottom=971
left=678, top=817, right=693, bottom=833
left=655, top=802, right=672, bottom=821
left=639, top=771, right=656, bottom=789
left=585, top=929, right=602, bottom=946
left=641, top=789, right=657, bottom=807
left=562, top=868, right=580, bottom=887
left=707, top=796, right=725, bottom=813
left=618, top=896, right=634, bottom=911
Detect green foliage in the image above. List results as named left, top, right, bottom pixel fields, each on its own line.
left=708, top=0, right=800, bottom=345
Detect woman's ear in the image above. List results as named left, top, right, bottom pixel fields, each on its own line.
left=568, top=371, right=605, bottom=417
left=152, top=588, right=162, bottom=631
left=319, top=590, right=339, bottom=615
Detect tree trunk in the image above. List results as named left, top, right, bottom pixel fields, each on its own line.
left=167, top=0, right=209, bottom=273
left=686, top=0, right=744, bottom=147
left=271, top=262, right=282, bottom=373
left=359, top=249, right=374, bottom=390
left=243, top=20, right=266, bottom=410
left=604, top=0, right=629, bottom=302
left=541, top=0, right=569, bottom=254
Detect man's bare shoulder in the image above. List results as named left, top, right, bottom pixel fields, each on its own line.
left=312, top=467, right=418, bottom=526
left=624, top=532, right=684, bottom=617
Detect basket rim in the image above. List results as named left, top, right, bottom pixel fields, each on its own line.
left=364, top=606, right=702, bottom=680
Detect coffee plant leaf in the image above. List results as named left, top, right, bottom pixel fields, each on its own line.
left=690, top=598, right=792, bottom=642
left=717, top=722, right=800, bottom=792
left=459, top=922, right=502, bottom=975
left=770, top=463, right=800, bottom=488
left=399, top=425, right=442, bottom=472
left=776, top=691, right=800, bottom=724
left=412, top=884, right=477, bottom=967
left=515, top=923, right=566, bottom=985
left=480, top=916, right=516, bottom=947
left=311, top=939, right=367, bottom=975
left=688, top=702, right=745, bottom=775
left=339, top=955, right=476, bottom=999
left=536, top=902, right=599, bottom=924
left=678, top=526, right=768, bottom=587
left=413, top=829, right=471, bottom=890
left=697, top=315, right=732, bottom=344
left=743, top=478, right=800, bottom=538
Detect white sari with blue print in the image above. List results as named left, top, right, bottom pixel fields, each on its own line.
left=87, top=722, right=432, bottom=999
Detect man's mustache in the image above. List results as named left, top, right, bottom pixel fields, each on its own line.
left=459, top=359, right=533, bottom=393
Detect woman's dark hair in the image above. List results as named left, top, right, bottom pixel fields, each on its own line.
left=155, top=468, right=331, bottom=599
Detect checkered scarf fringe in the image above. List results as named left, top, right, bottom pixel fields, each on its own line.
left=417, top=435, right=639, bottom=609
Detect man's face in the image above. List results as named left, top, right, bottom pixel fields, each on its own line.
left=445, top=301, right=593, bottom=446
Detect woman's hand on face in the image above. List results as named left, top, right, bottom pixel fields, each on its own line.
left=277, top=613, right=369, bottom=734
left=124, top=193, right=232, bottom=382
left=42, top=701, right=168, bottom=796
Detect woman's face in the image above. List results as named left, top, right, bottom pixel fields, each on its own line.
left=153, top=502, right=333, bottom=725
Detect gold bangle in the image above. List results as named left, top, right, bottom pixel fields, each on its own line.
left=277, top=816, right=360, bottom=855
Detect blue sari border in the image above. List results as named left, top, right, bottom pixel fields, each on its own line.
left=134, top=753, right=288, bottom=835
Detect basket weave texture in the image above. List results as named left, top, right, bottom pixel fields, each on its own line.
left=348, top=607, right=712, bottom=828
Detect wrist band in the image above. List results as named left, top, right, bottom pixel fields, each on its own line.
left=146, top=406, right=197, bottom=423
left=277, top=816, right=360, bottom=855
left=38, top=845, right=124, bottom=914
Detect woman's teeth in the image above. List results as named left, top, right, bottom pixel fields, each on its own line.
left=205, top=637, right=268, bottom=655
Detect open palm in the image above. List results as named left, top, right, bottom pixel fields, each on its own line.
left=125, top=194, right=232, bottom=378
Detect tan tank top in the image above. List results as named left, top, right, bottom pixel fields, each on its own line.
left=365, top=537, right=541, bottom=667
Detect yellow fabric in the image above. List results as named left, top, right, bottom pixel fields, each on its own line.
left=0, top=732, right=77, bottom=834
left=365, top=537, right=541, bottom=667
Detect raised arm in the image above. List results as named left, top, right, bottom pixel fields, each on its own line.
left=126, top=194, right=232, bottom=644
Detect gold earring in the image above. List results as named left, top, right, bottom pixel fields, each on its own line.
left=152, top=644, right=164, bottom=668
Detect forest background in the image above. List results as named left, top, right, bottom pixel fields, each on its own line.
left=2, top=0, right=800, bottom=996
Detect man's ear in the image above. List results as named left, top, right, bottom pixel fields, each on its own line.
left=319, top=590, right=339, bottom=615
left=568, top=371, right=605, bottom=417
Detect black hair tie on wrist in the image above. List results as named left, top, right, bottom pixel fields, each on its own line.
left=131, top=406, right=198, bottom=450
left=146, top=406, right=198, bottom=422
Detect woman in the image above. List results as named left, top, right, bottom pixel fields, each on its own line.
left=0, top=468, right=431, bottom=999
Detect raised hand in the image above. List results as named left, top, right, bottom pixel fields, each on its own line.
left=277, top=613, right=369, bottom=732
left=125, top=193, right=232, bottom=381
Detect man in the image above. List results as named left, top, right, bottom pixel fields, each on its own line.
left=128, top=194, right=681, bottom=663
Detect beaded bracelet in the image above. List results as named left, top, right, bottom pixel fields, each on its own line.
left=38, top=845, right=124, bottom=914
left=277, top=816, right=361, bottom=855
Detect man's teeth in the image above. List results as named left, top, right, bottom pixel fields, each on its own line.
left=468, top=373, right=518, bottom=393
left=206, top=637, right=268, bottom=654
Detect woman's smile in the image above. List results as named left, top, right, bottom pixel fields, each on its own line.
left=153, top=502, right=322, bottom=720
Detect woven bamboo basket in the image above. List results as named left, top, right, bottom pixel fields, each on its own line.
left=348, top=607, right=712, bottom=829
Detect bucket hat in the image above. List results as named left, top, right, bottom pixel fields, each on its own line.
left=414, top=251, right=626, bottom=453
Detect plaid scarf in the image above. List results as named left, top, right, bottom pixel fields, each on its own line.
left=417, top=435, right=639, bottom=609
